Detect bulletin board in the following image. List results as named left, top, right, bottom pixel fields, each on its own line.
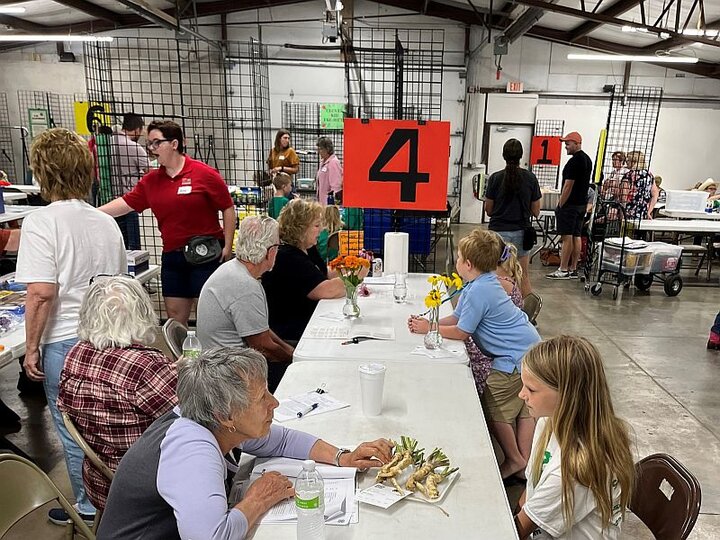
left=343, top=118, right=450, bottom=211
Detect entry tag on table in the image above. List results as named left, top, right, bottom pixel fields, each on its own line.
left=356, top=483, right=411, bottom=509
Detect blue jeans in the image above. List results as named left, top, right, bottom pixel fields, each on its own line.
left=43, top=337, right=96, bottom=516
left=712, top=311, right=720, bottom=335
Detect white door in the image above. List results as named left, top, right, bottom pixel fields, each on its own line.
left=486, top=124, right=533, bottom=176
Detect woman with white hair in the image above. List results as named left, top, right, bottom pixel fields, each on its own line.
left=98, top=347, right=392, bottom=540
left=58, top=275, right=177, bottom=511
left=198, top=216, right=293, bottom=392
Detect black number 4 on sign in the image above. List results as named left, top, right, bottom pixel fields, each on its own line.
left=368, top=129, right=430, bottom=203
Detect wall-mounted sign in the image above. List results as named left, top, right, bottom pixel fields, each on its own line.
left=506, top=81, right=524, bottom=93
left=530, top=136, right=562, bottom=166
left=319, top=103, right=345, bottom=129
left=344, top=118, right=450, bottom=211
left=28, top=108, right=49, bottom=138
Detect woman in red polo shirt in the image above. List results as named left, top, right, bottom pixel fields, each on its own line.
left=100, top=120, right=235, bottom=327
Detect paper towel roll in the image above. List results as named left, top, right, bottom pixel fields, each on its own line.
left=384, top=232, right=409, bottom=275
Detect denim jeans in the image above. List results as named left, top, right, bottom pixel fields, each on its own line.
left=712, top=311, right=720, bottom=335
left=43, top=337, right=96, bottom=516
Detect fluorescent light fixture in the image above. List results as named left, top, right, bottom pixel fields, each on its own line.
left=567, top=53, right=698, bottom=63
left=0, top=34, right=113, bottom=42
left=0, top=6, right=26, bottom=13
left=682, top=28, right=719, bottom=37
left=621, top=25, right=648, bottom=33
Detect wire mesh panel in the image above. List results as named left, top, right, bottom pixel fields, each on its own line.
left=0, top=93, right=16, bottom=182
left=341, top=27, right=446, bottom=273
left=84, top=36, right=270, bottom=316
left=599, top=85, right=663, bottom=236
left=602, top=85, right=662, bottom=179
left=531, top=119, right=564, bottom=190
left=281, top=101, right=345, bottom=198
left=17, top=90, right=84, bottom=133
left=344, top=27, right=444, bottom=121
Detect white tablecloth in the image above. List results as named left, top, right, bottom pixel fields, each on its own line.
left=293, top=274, right=468, bottom=364
left=248, top=360, right=518, bottom=539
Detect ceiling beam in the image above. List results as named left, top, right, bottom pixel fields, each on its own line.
left=567, top=0, right=643, bottom=42
left=370, top=0, right=484, bottom=24
left=52, top=0, right=133, bottom=25
left=0, top=14, right=50, bottom=33
left=529, top=25, right=720, bottom=79
left=646, top=16, right=720, bottom=52
left=509, top=0, right=720, bottom=48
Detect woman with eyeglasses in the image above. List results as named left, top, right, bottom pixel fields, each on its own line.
left=15, top=128, right=127, bottom=525
left=58, top=276, right=177, bottom=511
left=100, top=120, right=236, bottom=327
left=261, top=199, right=364, bottom=344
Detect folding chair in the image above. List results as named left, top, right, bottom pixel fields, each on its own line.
left=162, top=318, right=187, bottom=360
left=62, top=413, right=113, bottom=532
left=629, top=453, right=701, bottom=540
left=0, top=453, right=95, bottom=539
left=522, top=292, right=542, bottom=325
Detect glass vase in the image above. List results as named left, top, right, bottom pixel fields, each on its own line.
left=424, top=306, right=443, bottom=349
left=342, top=284, right=361, bottom=319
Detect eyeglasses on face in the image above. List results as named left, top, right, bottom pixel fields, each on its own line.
left=146, top=138, right=170, bottom=149
left=89, top=273, right=134, bottom=286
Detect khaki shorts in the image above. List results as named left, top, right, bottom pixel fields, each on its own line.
left=481, top=369, right=529, bottom=423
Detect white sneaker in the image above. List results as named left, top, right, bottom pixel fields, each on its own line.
left=546, top=269, right=571, bottom=280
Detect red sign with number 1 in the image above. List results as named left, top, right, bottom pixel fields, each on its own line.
left=343, top=119, right=450, bottom=211
left=530, top=136, right=562, bottom=166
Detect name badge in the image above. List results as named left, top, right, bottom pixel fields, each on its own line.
left=321, top=166, right=328, bottom=172
left=279, top=155, right=285, bottom=161
left=177, top=186, right=192, bottom=195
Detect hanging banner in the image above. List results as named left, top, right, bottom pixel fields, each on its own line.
left=319, top=103, right=345, bottom=129
left=529, top=136, right=562, bottom=166
left=343, top=118, right=450, bottom=211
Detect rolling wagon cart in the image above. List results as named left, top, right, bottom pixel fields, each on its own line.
left=584, top=198, right=681, bottom=300
left=632, top=242, right=683, bottom=296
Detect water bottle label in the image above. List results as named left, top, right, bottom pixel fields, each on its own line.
left=183, top=350, right=201, bottom=359
left=295, top=494, right=320, bottom=510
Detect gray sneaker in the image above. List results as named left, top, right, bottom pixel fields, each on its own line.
left=546, top=269, right=571, bottom=280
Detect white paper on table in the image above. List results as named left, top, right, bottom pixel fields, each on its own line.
left=274, top=392, right=350, bottom=422
left=411, top=344, right=465, bottom=359
left=248, top=457, right=357, bottom=525
left=355, top=483, right=411, bottom=509
left=362, top=275, right=396, bottom=285
left=303, top=324, right=395, bottom=341
left=316, top=312, right=346, bottom=322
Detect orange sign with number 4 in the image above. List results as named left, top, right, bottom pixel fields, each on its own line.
left=343, top=119, right=450, bottom=211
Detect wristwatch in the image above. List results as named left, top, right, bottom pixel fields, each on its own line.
left=334, top=448, right=351, bottom=467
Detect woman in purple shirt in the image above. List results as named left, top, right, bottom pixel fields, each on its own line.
left=98, top=347, right=391, bottom=540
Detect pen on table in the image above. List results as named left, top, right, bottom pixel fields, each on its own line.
left=297, top=403, right=319, bottom=418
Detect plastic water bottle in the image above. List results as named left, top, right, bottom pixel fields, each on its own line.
left=182, top=331, right=202, bottom=359
left=295, top=460, right=325, bottom=540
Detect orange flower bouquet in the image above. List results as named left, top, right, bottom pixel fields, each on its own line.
left=329, top=254, right=371, bottom=318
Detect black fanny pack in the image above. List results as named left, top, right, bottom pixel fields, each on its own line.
left=183, top=236, right=222, bottom=265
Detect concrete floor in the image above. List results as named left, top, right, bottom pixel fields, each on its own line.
left=1, top=225, right=719, bottom=538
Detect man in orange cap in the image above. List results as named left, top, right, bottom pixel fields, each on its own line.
left=546, top=131, right=593, bottom=280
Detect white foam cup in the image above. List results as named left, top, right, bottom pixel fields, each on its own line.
left=358, top=363, right=386, bottom=416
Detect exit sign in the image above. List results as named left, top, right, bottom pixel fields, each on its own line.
left=506, top=81, right=524, bottom=93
